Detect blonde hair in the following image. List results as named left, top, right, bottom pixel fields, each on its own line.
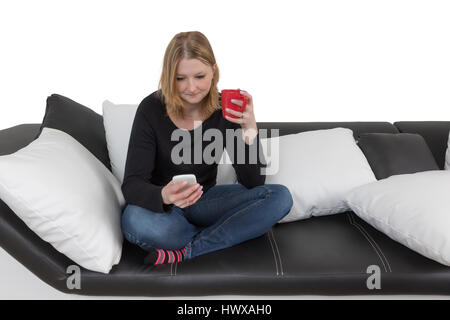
left=158, top=31, right=221, bottom=119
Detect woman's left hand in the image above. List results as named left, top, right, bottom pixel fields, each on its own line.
left=225, top=90, right=258, bottom=144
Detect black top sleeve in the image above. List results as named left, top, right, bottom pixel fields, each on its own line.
left=227, top=128, right=267, bottom=189
left=121, top=103, right=171, bottom=213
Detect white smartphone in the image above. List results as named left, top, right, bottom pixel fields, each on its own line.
left=172, top=174, right=197, bottom=192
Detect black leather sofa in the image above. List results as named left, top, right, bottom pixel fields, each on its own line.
left=1, top=121, right=450, bottom=297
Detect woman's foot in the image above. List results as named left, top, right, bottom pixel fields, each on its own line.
left=144, top=248, right=186, bottom=265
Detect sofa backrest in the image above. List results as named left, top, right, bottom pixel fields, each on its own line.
left=256, top=121, right=398, bottom=138
left=257, top=121, right=450, bottom=170
left=395, top=121, right=450, bottom=170
left=0, top=124, right=41, bottom=156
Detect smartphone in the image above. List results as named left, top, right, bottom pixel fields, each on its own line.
left=172, top=174, right=197, bottom=192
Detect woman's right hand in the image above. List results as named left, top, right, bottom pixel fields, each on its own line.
left=161, top=180, right=203, bottom=208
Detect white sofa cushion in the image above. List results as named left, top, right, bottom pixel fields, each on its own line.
left=345, top=170, right=450, bottom=266
left=260, top=128, right=376, bottom=223
left=102, top=100, right=236, bottom=185
left=102, top=100, right=138, bottom=184
left=0, top=127, right=125, bottom=273
left=216, top=148, right=237, bottom=185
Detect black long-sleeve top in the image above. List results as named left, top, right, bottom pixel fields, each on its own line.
left=121, top=90, right=266, bottom=213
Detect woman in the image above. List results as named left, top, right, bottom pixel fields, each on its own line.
left=121, top=31, right=293, bottom=265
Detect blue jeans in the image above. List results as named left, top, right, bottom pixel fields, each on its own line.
left=121, top=183, right=293, bottom=260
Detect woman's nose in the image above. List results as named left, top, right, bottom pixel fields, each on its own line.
left=188, top=79, right=197, bottom=91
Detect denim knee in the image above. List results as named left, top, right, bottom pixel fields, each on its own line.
left=121, top=204, right=193, bottom=250
left=266, top=184, right=293, bottom=220
left=121, top=205, right=143, bottom=244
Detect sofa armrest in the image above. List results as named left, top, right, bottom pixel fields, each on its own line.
left=0, top=124, right=41, bottom=156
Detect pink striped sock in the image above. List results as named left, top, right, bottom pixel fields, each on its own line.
left=150, top=248, right=186, bottom=265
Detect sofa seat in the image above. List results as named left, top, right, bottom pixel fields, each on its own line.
left=72, top=211, right=449, bottom=296
left=2, top=122, right=450, bottom=296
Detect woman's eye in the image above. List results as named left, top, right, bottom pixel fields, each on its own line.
left=176, top=75, right=205, bottom=81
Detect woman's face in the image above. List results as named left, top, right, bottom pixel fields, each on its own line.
left=176, top=58, right=216, bottom=107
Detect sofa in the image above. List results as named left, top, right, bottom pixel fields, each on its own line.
left=1, top=97, right=450, bottom=297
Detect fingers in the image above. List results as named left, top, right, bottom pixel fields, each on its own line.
left=225, top=111, right=245, bottom=124
left=174, top=186, right=203, bottom=208
left=171, top=183, right=202, bottom=203
left=239, top=90, right=252, bottom=102
left=179, top=183, right=201, bottom=199
left=240, top=90, right=252, bottom=100
left=171, top=180, right=189, bottom=193
left=226, top=107, right=244, bottom=118
left=182, top=186, right=204, bottom=208
left=225, top=90, right=253, bottom=124
left=225, top=112, right=245, bottom=124
left=193, top=189, right=203, bottom=202
left=230, top=99, right=243, bottom=107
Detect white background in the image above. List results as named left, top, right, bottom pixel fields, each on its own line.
left=1, top=0, right=449, bottom=131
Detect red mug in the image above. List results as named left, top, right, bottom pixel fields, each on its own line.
left=221, top=89, right=248, bottom=119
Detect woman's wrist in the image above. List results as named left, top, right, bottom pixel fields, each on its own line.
left=161, top=186, right=170, bottom=205
left=242, top=125, right=258, bottom=145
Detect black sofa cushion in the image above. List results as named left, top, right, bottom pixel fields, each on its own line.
left=357, top=133, right=439, bottom=179
left=37, top=94, right=111, bottom=170
left=394, top=121, right=450, bottom=170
